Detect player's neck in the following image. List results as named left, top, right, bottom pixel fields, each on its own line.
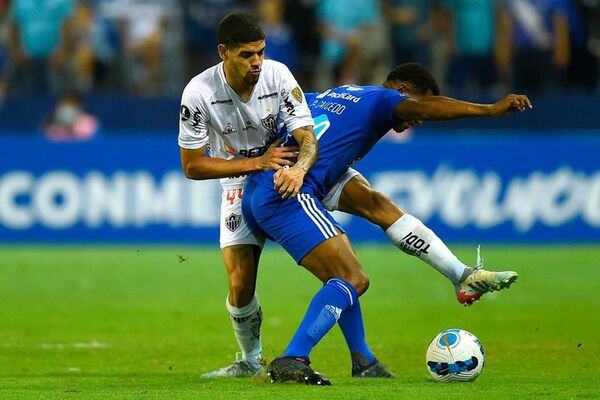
left=223, top=64, right=254, bottom=101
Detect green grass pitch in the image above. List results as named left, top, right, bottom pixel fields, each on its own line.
left=1, top=245, right=599, bottom=399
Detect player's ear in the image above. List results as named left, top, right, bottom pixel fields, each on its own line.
left=218, top=44, right=228, bottom=61
left=396, top=83, right=409, bottom=93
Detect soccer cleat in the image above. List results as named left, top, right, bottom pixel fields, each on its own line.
left=351, top=352, right=395, bottom=378
left=201, top=353, right=263, bottom=379
left=455, top=246, right=518, bottom=306
left=267, top=356, right=331, bottom=386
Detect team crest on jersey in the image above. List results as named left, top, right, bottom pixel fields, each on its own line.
left=292, top=87, right=303, bottom=103
left=225, top=213, right=242, bottom=232
left=261, top=113, right=277, bottom=131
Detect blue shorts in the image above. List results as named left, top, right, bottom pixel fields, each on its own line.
left=242, top=179, right=345, bottom=264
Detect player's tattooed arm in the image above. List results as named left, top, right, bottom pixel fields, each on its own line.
left=395, top=94, right=532, bottom=121
left=291, top=125, right=318, bottom=173
left=274, top=125, right=318, bottom=199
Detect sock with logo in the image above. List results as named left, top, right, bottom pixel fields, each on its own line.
left=226, top=294, right=263, bottom=366
left=338, top=300, right=376, bottom=363
left=284, top=278, right=359, bottom=357
left=385, top=213, right=467, bottom=284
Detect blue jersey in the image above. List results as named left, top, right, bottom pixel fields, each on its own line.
left=248, top=84, right=408, bottom=199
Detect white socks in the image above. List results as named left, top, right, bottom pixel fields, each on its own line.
left=385, top=213, right=467, bottom=284
left=226, top=294, right=263, bottom=365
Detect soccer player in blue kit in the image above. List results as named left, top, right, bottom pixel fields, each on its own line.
left=242, top=63, right=532, bottom=385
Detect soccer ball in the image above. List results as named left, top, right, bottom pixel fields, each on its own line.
left=425, top=329, right=485, bottom=382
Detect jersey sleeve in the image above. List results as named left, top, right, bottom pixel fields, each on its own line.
left=178, top=81, right=209, bottom=150
left=276, top=64, right=314, bottom=132
left=372, top=89, right=410, bottom=125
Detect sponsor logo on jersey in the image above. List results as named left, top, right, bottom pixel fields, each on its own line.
left=342, top=84, right=364, bottom=92
left=223, top=122, right=237, bottom=135
left=325, top=91, right=362, bottom=103
left=210, top=99, right=233, bottom=105
left=225, top=213, right=242, bottom=232
left=292, top=87, right=303, bottom=103
left=258, top=91, right=278, bottom=100
left=261, top=113, right=277, bottom=131
left=242, top=120, right=257, bottom=131
left=180, top=105, right=191, bottom=121
left=280, top=89, right=296, bottom=116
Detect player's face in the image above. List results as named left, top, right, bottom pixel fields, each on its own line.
left=222, top=40, right=266, bottom=86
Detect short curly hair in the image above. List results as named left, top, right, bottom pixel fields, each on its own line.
left=385, top=63, right=440, bottom=95
left=218, top=12, right=265, bottom=46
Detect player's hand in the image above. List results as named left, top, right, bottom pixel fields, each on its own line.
left=256, top=139, right=299, bottom=171
left=490, top=94, right=533, bottom=116
left=273, top=166, right=306, bottom=199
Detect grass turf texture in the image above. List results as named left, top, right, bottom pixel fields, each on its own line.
left=1, top=245, right=599, bottom=399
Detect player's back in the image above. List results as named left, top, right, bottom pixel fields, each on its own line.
left=249, top=84, right=407, bottom=198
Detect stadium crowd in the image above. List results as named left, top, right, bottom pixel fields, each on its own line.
left=1, top=0, right=599, bottom=103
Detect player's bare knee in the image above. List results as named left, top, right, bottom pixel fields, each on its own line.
left=343, top=270, right=370, bottom=295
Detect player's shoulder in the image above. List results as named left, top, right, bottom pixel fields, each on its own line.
left=182, top=63, right=224, bottom=99
left=261, top=59, right=294, bottom=80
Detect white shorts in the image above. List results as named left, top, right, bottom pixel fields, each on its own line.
left=322, top=168, right=362, bottom=211
left=219, top=181, right=266, bottom=249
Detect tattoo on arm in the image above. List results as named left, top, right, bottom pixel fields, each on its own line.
left=293, top=126, right=318, bottom=172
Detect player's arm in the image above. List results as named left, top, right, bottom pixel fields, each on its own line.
left=273, top=125, right=318, bottom=199
left=394, top=94, right=532, bottom=121
left=181, top=141, right=298, bottom=180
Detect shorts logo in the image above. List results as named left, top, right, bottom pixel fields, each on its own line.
left=225, top=213, right=242, bottom=232
left=261, top=113, right=277, bottom=131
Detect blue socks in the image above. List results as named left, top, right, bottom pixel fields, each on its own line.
left=338, top=300, right=376, bottom=363
left=284, top=278, right=358, bottom=357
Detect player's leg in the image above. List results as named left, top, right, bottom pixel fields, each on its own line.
left=201, top=185, right=266, bottom=379
left=335, top=172, right=468, bottom=283
left=268, top=233, right=363, bottom=385
left=303, top=233, right=391, bottom=371
left=328, top=170, right=517, bottom=305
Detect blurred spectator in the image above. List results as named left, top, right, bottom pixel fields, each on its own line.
left=182, top=0, right=249, bottom=80
left=258, top=0, right=297, bottom=72
left=441, top=0, right=504, bottom=96
left=9, top=0, right=74, bottom=94
left=316, top=0, right=382, bottom=87
left=384, top=0, right=433, bottom=66
left=498, top=0, right=574, bottom=93
left=97, top=0, right=176, bottom=95
left=564, top=0, right=598, bottom=91
left=0, top=0, right=9, bottom=102
left=43, top=91, right=100, bottom=141
left=581, top=0, right=600, bottom=91
left=285, top=0, right=320, bottom=88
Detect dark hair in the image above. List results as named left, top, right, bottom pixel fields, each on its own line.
left=218, top=12, right=265, bottom=46
left=385, top=63, right=440, bottom=95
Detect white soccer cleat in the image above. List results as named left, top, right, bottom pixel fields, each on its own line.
left=455, top=246, right=518, bottom=306
left=201, top=353, right=263, bottom=379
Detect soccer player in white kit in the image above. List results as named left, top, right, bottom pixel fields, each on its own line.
left=178, top=12, right=317, bottom=378
left=180, top=14, right=520, bottom=379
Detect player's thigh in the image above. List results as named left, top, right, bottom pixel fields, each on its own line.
left=337, top=173, right=404, bottom=229
left=219, top=184, right=266, bottom=300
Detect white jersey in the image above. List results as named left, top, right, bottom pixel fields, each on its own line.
left=178, top=59, right=313, bottom=187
